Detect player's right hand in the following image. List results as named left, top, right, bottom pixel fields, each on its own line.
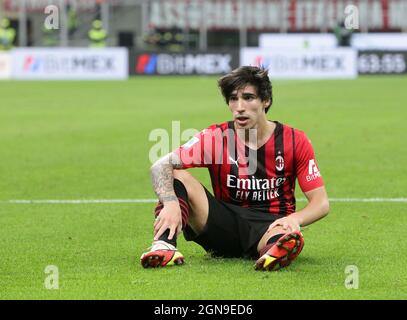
left=153, top=201, right=182, bottom=241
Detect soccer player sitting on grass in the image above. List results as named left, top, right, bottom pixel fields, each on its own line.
left=141, top=66, right=329, bottom=271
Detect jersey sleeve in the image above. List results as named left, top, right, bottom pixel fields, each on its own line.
left=174, top=125, right=222, bottom=169
left=295, top=131, right=325, bottom=193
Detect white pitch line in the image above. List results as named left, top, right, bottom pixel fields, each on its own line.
left=3, top=199, right=157, bottom=204
left=327, top=198, right=407, bottom=203
left=1, top=198, right=407, bottom=204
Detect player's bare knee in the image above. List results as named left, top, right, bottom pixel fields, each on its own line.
left=173, top=170, right=203, bottom=196
left=173, top=170, right=207, bottom=211
left=173, top=170, right=193, bottom=185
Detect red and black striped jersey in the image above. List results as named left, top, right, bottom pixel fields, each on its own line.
left=174, top=121, right=324, bottom=215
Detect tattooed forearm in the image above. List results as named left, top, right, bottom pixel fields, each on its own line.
left=150, top=153, right=183, bottom=204
left=151, top=162, right=177, bottom=204
left=160, top=195, right=178, bottom=202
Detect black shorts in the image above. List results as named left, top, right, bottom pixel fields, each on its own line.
left=183, top=186, right=284, bottom=259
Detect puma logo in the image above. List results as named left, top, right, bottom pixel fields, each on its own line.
left=229, top=156, right=239, bottom=166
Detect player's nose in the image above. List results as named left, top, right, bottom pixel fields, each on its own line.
left=236, top=97, right=245, bottom=112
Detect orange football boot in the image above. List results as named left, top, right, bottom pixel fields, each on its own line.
left=140, top=240, right=185, bottom=268
left=255, top=231, right=304, bottom=271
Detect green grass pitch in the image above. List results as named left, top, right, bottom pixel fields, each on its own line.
left=0, top=76, right=406, bottom=299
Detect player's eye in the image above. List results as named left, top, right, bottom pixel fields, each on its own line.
left=229, top=96, right=238, bottom=101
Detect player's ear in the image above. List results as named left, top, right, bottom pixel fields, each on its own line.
left=263, top=99, right=270, bottom=110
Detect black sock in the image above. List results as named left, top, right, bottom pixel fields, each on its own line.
left=258, top=233, right=285, bottom=257
left=158, top=229, right=177, bottom=247
left=267, top=233, right=285, bottom=246
left=154, top=179, right=190, bottom=247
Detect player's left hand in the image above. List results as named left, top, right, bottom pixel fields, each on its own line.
left=267, top=216, right=301, bottom=233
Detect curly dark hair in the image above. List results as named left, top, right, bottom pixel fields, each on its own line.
left=218, top=66, right=273, bottom=113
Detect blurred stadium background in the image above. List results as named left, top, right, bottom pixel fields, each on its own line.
left=1, top=0, right=406, bottom=300
left=1, top=0, right=407, bottom=78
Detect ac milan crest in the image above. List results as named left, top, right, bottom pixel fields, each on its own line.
left=275, top=155, right=284, bottom=171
